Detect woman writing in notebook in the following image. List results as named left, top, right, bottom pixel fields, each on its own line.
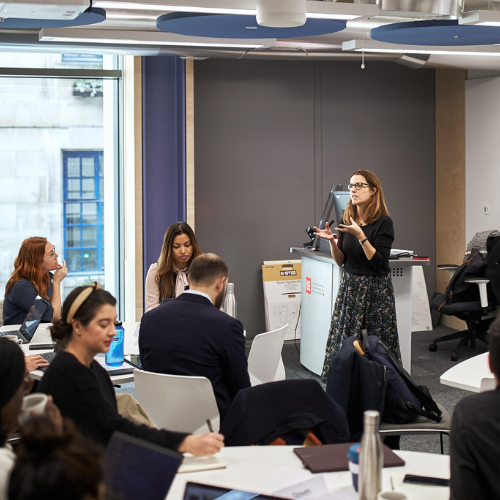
left=314, top=170, right=401, bottom=380
left=39, top=283, right=223, bottom=456
left=144, top=222, right=202, bottom=313
left=3, top=237, right=67, bottom=326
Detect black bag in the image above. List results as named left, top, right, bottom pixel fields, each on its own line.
left=438, top=249, right=487, bottom=310
left=486, top=234, right=500, bottom=306
left=363, top=334, right=442, bottom=424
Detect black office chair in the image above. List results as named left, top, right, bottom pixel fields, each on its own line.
left=429, top=231, right=500, bottom=361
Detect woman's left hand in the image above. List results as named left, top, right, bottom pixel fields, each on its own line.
left=336, top=217, right=365, bottom=239
left=25, top=354, right=49, bottom=372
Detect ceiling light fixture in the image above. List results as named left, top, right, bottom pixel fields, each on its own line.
left=92, top=0, right=377, bottom=20
left=39, top=28, right=273, bottom=47
left=256, top=0, right=306, bottom=28
left=342, top=39, right=500, bottom=56
left=459, top=10, right=500, bottom=27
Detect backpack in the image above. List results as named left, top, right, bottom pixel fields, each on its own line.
left=438, top=249, right=487, bottom=310
left=362, top=333, right=442, bottom=424
left=486, top=234, right=500, bottom=306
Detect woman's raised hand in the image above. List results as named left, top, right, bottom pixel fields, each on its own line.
left=337, top=217, right=364, bottom=239
left=314, top=222, right=335, bottom=241
left=53, top=260, right=68, bottom=283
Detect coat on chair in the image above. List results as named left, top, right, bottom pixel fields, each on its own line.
left=220, top=379, right=349, bottom=446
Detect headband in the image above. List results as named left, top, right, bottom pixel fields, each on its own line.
left=66, top=282, right=101, bottom=323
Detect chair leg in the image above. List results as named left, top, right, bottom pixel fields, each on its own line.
left=440, top=433, right=444, bottom=455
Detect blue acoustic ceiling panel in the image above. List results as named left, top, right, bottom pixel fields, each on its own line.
left=0, top=7, right=105, bottom=29
left=371, top=20, right=500, bottom=46
left=156, top=13, right=346, bottom=39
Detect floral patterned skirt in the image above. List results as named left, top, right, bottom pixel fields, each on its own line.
left=322, top=271, right=401, bottom=380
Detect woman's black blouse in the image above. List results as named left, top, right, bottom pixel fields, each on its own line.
left=337, top=215, right=394, bottom=276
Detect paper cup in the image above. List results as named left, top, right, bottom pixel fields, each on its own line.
left=3, top=335, right=23, bottom=345
left=378, top=492, right=408, bottom=500
left=18, top=394, right=48, bottom=426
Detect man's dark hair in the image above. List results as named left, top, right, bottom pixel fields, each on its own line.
left=489, top=315, right=500, bottom=377
left=189, top=253, right=228, bottom=287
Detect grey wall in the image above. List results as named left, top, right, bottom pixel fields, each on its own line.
left=194, top=60, right=436, bottom=337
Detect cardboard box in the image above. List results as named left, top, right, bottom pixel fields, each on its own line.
left=262, top=260, right=301, bottom=341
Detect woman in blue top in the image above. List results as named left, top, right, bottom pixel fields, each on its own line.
left=3, top=237, right=67, bottom=325
left=314, top=170, right=401, bottom=380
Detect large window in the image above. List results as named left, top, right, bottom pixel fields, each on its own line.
left=0, top=53, right=121, bottom=304
left=63, top=151, right=104, bottom=276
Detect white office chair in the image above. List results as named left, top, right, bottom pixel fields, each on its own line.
left=247, top=324, right=288, bottom=386
left=134, top=370, right=220, bottom=434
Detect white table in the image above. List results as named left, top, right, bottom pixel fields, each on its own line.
left=440, top=352, right=495, bottom=392
left=291, top=247, right=429, bottom=375
left=1, top=321, right=141, bottom=385
left=167, top=446, right=450, bottom=500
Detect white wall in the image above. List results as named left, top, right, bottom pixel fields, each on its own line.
left=465, top=77, right=500, bottom=243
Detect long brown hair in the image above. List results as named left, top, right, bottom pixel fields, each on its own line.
left=343, top=169, right=389, bottom=225
left=5, top=237, right=51, bottom=300
left=156, top=222, right=201, bottom=301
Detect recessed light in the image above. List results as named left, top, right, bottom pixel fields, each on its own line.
left=245, top=26, right=258, bottom=29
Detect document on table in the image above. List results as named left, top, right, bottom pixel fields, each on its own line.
left=178, top=454, right=226, bottom=473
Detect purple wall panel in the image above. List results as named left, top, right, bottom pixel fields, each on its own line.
left=142, top=56, right=186, bottom=285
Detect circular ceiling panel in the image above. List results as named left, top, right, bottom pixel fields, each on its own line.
left=156, top=13, right=346, bottom=39
left=371, top=20, right=500, bottom=46
left=0, top=7, right=106, bottom=29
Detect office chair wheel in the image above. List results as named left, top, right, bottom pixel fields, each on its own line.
left=451, top=352, right=459, bottom=362
left=429, top=343, right=437, bottom=352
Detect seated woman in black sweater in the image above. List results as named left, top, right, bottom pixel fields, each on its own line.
left=38, top=283, right=224, bottom=456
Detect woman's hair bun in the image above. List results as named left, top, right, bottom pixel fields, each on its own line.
left=20, top=417, right=70, bottom=458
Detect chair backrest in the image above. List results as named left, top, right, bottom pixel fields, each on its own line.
left=247, top=324, right=288, bottom=386
left=134, top=370, right=220, bottom=434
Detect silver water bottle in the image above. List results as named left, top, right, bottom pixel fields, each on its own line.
left=222, top=283, right=237, bottom=318
left=359, top=410, right=383, bottom=500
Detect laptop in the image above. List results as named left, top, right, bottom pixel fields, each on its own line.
left=182, top=481, right=288, bottom=500
left=0, top=296, right=51, bottom=344
left=104, top=431, right=183, bottom=500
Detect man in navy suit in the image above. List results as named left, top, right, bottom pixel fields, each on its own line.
left=139, top=253, right=251, bottom=421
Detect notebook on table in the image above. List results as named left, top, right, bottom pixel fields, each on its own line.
left=0, top=296, right=51, bottom=344
left=293, top=442, right=405, bottom=473
left=104, top=431, right=183, bottom=500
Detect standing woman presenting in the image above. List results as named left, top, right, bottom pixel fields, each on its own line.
left=145, top=222, right=202, bottom=313
left=315, top=170, right=401, bottom=379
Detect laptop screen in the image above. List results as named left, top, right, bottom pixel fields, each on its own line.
left=18, top=297, right=51, bottom=342
left=104, top=431, right=183, bottom=500
left=183, top=482, right=286, bottom=500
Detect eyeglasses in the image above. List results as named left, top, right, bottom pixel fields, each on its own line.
left=44, top=246, right=56, bottom=259
left=347, top=183, right=373, bottom=191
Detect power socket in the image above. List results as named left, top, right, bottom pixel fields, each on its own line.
left=484, top=205, right=490, bottom=215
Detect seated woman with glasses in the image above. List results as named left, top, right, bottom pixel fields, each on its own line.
left=38, top=283, right=224, bottom=456
left=0, top=338, right=62, bottom=500
left=314, top=169, right=401, bottom=380
left=145, top=222, right=202, bottom=313
left=3, top=237, right=67, bottom=326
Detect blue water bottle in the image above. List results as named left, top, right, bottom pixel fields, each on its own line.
left=106, top=321, right=124, bottom=366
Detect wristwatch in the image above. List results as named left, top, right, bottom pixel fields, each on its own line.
left=359, top=238, right=368, bottom=245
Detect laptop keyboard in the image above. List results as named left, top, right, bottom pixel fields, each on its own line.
left=0, top=331, right=20, bottom=338
left=40, top=352, right=58, bottom=363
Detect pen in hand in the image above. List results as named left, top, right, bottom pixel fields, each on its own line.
left=206, top=419, right=214, bottom=433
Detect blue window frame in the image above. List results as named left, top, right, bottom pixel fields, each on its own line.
left=63, top=151, right=104, bottom=274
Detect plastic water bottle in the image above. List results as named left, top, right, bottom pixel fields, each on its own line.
left=106, top=322, right=124, bottom=366
left=222, top=283, right=237, bottom=319
left=359, top=410, right=383, bottom=500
